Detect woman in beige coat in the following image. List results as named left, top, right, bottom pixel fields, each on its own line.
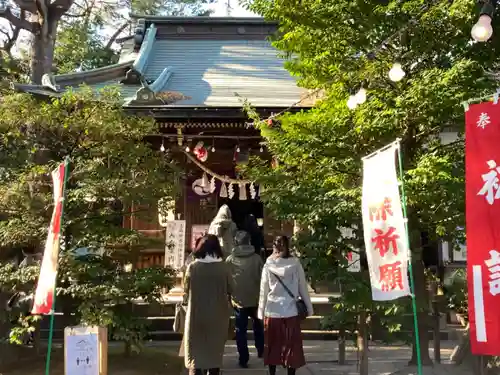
left=183, top=234, right=232, bottom=375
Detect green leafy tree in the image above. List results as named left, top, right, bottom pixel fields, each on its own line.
left=0, top=88, right=180, bottom=351
left=54, top=21, right=120, bottom=74
left=242, top=0, right=499, bottom=366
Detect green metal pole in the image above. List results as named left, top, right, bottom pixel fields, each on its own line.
left=396, top=142, right=423, bottom=375
left=44, top=157, right=70, bottom=375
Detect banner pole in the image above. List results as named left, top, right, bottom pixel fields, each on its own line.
left=395, top=142, right=423, bottom=375
left=44, top=157, right=70, bottom=375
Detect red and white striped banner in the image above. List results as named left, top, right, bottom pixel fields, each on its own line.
left=32, top=161, right=67, bottom=315
left=466, top=101, right=500, bottom=355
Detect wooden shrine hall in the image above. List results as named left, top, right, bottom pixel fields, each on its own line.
left=13, top=16, right=317, bottom=272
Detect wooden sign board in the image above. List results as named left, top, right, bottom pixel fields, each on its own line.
left=64, top=326, right=108, bottom=375
left=190, top=224, right=209, bottom=250
left=347, top=251, right=361, bottom=272
left=165, top=220, right=186, bottom=270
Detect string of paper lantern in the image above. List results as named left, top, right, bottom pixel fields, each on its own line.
left=183, top=150, right=261, bottom=200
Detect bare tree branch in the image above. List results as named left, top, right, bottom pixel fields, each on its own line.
left=4, top=23, right=21, bottom=54
left=0, top=26, right=10, bottom=39
left=49, top=0, right=75, bottom=13
left=63, top=11, right=87, bottom=17
left=0, top=18, right=21, bottom=56
left=105, top=21, right=130, bottom=49
left=11, top=0, right=37, bottom=13
left=0, top=7, right=37, bottom=32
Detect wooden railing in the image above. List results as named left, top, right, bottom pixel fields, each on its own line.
left=135, top=253, right=165, bottom=269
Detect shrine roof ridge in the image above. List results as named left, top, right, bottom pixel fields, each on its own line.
left=130, top=15, right=276, bottom=26
left=10, top=22, right=157, bottom=96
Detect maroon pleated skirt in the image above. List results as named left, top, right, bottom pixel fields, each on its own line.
left=263, top=316, right=306, bottom=369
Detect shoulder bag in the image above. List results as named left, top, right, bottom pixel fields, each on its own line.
left=173, top=303, right=186, bottom=333
left=270, top=272, right=308, bottom=320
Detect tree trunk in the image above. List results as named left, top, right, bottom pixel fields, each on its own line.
left=124, top=342, right=132, bottom=357
left=357, top=311, right=368, bottom=375
left=451, top=326, right=493, bottom=373
left=450, top=324, right=470, bottom=365
left=30, top=12, right=60, bottom=84
left=0, top=293, right=10, bottom=341
left=338, top=326, right=346, bottom=365
left=408, top=245, right=433, bottom=365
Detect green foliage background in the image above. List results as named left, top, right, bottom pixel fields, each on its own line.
left=239, top=0, right=498, bottom=360
left=0, top=88, right=179, bottom=350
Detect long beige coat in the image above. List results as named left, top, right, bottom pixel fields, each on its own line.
left=183, top=260, right=232, bottom=369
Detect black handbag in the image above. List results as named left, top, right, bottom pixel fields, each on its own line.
left=271, top=272, right=308, bottom=320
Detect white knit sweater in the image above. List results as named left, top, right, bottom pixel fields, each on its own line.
left=257, top=256, right=314, bottom=319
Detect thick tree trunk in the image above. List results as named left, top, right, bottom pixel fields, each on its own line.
left=30, top=13, right=60, bottom=84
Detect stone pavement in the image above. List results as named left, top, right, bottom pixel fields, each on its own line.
left=218, top=341, right=472, bottom=375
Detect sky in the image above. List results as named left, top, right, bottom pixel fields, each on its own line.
left=209, top=0, right=258, bottom=17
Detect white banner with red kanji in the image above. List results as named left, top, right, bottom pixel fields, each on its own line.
left=466, top=100, right=500, bottom=355
left=361, top=142, right=411, bottom=301
left=32, top=161, right=67, bottom=315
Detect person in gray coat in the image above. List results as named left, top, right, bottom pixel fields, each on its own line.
left=226, top=231, right=264, bottom=367
left=208, top=204, right=237, bottom=257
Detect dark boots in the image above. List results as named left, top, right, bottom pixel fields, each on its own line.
left=189, top=369, right=220, bottom=375
left=268, top=365, right=296, bottom=375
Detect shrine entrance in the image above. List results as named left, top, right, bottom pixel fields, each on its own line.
left=218, top=198, right=264, bottom=231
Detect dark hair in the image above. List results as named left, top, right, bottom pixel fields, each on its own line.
left=273, top=235, right=291, bottom=258
left=243, top=214, right=259, bottom=231
left=193, top=234, right=224, bottom=259
left=242, top=214, right=265, bottom=254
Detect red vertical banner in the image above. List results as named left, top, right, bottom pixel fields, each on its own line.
left=466, top=101, right=500, bottom=355
left=32, top=161, right=67, bottom=315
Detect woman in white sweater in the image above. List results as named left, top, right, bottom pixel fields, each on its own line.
left=257, top=236, right=313, bottom=375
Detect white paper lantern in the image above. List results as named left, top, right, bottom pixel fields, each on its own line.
left=239, top=183, right=247, bottom=200
left=250, top=182, right=257, bottom=199
left=201, top=173, right=210, bottom=189
left=220, top=183, right=228, bottom=198
left=209, top=176, right=216, bottom=193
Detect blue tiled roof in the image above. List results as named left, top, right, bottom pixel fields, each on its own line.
left=144, top=39, right=306, bottom=107
left=13, top=18, right=310, bottom=109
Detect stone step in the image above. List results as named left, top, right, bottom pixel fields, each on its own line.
left=127, top=298, right=335, bottom=317
left=146, top=315, right=326, bottom=331
left=40, top=325, right=459, bottom=342
left=40, top=315, right=326, bottom=331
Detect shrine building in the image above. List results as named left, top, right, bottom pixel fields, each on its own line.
left=14, top=16, right=318, bottom=271
left=13, top=16, right=462, bottom=291
left=12, top=15, right=466, bottom=337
